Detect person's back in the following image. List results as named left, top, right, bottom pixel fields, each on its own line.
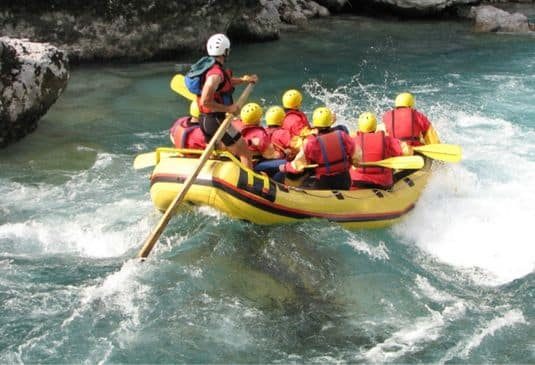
left=280, top=107, right=358, bottom=190
left=280, top=89, right=311, bottom=138
left=351, top=112, right=408, bottom=190
left=264, top=106, right=297, bottom=159
left=382, top=92, right=440, bottom=146
left=238, top=103, right=282, bottom=161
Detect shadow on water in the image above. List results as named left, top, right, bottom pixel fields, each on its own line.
left=143, top=214, right=404, bottom=360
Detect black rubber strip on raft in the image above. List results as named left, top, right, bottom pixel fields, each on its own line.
left=150, top=173, right=415, bottom=223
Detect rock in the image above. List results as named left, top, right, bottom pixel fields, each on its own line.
left=229, top=1, right=282, bottom=41
left=315, top=0, right=349, bottom=11
left=308, top=1, right=331, bottom=17
left=471, top=5, right=533, bottom=33
left=370, top=0, right=478, bottom=14
left=0, top=37, right=69, bottom=148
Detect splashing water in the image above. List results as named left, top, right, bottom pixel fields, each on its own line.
left=1, top=16, right=533, bottom=364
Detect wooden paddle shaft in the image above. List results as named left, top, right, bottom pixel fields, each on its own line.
left=137, top=83, right=255, bottom=259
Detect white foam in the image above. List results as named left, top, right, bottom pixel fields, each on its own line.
left=394, top=111, right=535, bottom=286
left=0, top=152, right=154, bottom=259
left=439, top=309, right=526, bottom=363
left=414, top=275, right=457, bottom=303
left=302, top=77, right=535, bottom=286
left=346, top=238, right=390, bottom=261
left=92, top=152, right=114, bottom=169
left=363, top=302, right=466, bottom=363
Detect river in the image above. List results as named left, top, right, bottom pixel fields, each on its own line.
left=1, top=16, right=534, bottom=363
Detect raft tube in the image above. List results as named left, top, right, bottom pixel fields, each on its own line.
left=148, top=149, right=432, bottom=229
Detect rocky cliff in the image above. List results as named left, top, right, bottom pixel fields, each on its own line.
left=0, top=0, right=506, bottom=64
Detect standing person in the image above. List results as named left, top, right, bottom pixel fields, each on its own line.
left=281, top=89, right=311, bottom=138
left=351, top=112, right=411, bottom=190
left=382, top=92, right=440, bottom=146
left=278, top=107, right=360, bottom=190
left=197, top=33, right=258, bottom=169
left=169, top=100, right=206, bottom=150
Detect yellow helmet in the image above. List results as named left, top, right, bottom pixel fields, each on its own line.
left=358, top=112, right=377, bottom=133
left=265, top=106, right=285, bottom=127
left=189, top=101, right=200, bottom=118
left=312, top=107, right=334, bottom=128
left=395, top=92, right=415, bottom=108
left=282, top=89, right=302, bottom=109
left=240, top=102, right=263, bottom=125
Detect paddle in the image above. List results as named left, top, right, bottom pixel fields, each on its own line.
left=134, top=152, right=160, bottom=170
left=136, top=83, right=255, bottom=260
left=412, top=143, right=462, bottom=163
left=170, top=74, right=196, bottom=101
left=133, top=148, right=189, bottom=170
left=358, top=155, right=425, bottom=170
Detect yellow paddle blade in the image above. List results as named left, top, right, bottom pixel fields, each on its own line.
left=359, top=155, right=425, bottom=170
left=170, top=74, right=196, bottom=101
left=133, top=148, right=184, bottom=170
left=133, top=152, right=156, bottom=170
left=413, top=143, right=462, bottom=163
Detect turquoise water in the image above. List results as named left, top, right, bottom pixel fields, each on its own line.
left=1, top=16, right=534, bottom=363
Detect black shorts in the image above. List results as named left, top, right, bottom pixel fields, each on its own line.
left=316, top=171, right=351, bottom=190
left=199, top=113, right=241, bottom=147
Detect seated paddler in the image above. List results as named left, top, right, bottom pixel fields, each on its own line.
left=253, top=105, right=298, bottom=176
left=350, top=112, right=412, bottom=190
left=277, top=107, right=360, bottom=190
left=382, top=92, right=440, bottom=146
left=281, top=89, right=312, bottom=138
left=235, top=103, right=286, bottom=175
left=169, top=100, right=207, bottom=150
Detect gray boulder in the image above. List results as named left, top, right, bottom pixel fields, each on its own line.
left=373, top=0, right=477, bottom=14
left=315, top=0, right=349, bottom=11
left=0, top=37, right=69, bottom=148
left=471, top=5, right=533, bottom=33
left=229, top=0, right=282, bottom=41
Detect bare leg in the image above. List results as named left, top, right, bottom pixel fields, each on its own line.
left=227, top=138, right=253, bottom=169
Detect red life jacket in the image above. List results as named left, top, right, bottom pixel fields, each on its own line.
left=198, top=62, right=234, bottom=114
left=354, top=132, right=386, bottom=175
left=241, top=125, right=269, bottom=154
left=309, top=131, right=351, bottom=176
left=383, top=107, right=421, bottom=143
left=351, top=131, right=394, bottom=188
left=170, top=117, right=206, bottom=149
left=282, top=110, right=310, bottom=137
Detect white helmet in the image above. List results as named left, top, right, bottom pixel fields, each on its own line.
left=206, top=33, right=231, bottom=57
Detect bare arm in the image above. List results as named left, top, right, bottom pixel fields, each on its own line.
left=200, top=74, right=238, bottom=114
left=231, top=74, right=259, bottom=86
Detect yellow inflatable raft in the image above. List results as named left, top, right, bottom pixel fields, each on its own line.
left=148, top=149, right=432, bottom=229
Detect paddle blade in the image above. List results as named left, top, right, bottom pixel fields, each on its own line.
left=133, top=148, right=185, bottom=169
left=170, top=74, right=196, bottom=101
left=133, top=152, right=156, bottom=169
left=359, top=155, right=425, bottom=170
left=413, top=143, right=462, bottom=163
